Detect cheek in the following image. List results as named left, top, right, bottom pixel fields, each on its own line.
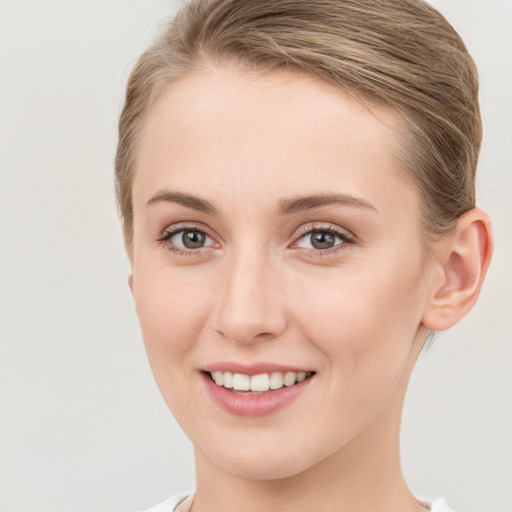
left=292, top=256, right=426, bottom=376
left=133, top=266, right=211, bottom=371
left=132, top=266, right=218, bottom=426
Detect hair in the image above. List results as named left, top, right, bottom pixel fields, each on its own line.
left=115, top=0, right=481, bottom=256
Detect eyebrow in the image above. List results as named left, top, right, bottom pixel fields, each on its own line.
left=277, top=193, right=377, bottom=215
left=145, top=189, right=376, bottom=216
left=145, top=190, right=218, bottom=215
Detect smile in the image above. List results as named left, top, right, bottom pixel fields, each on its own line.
left=202, top=363, right=316, bottom=416
left=209, top=370, right=313, bottom=393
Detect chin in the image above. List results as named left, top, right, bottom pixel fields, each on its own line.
left=195, top=430, right=333, bottom=482
left=220, top=453, right=315, bottom=481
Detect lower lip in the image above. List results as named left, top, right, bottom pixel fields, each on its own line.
left=202, top=372, right=314, bottom=417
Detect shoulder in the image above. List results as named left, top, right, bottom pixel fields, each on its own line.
left=429, top=498, right=456, bottom=512
left=139, top=494, right=191, bottom=512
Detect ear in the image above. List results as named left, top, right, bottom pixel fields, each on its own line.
left=128, top=273, right=134, bottom=294
left=422, top=208, right=493, bottom=331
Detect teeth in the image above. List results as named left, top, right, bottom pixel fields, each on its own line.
left=223, top=371, right=233, bottom=389
left=250, top=373, right=270, bottom=392
left=269, top=371, right=283, bottom=390
left=283, top=372, right=296, bottom=387
left=213, top=371, right=223, bottom=386
left=296, top=371, right=306, bottom=383
left=210, top=370, right=311, bottom=392
left=232, top=373, right=250, bottom=391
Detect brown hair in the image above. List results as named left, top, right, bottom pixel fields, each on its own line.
left=115, top=0, right=481, bottom=256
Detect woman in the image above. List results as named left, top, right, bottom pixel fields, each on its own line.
left=115, top=1, right=493, bottom=511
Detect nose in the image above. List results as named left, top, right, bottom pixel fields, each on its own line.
left=212, top=248, right=287, bottom=344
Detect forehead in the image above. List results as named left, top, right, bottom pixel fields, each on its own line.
left=134, top=65, right=415, bottom=215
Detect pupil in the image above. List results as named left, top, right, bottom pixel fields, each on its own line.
left=182, top=230, right=205, bottom=249
left=311, top=231, right=335, bottom=249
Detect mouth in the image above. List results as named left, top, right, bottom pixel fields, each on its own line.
left=205, top=370, right=315, bottom=394
left=201, top=363, right=316, bottom=416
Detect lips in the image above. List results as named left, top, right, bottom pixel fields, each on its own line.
left=201, top=363, right=315, bottom=416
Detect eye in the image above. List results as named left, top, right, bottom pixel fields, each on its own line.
left=294, top=226, right=353, bottom=252
left=171, top=229, right=211, bottom=249
left=157, top=225, right=217, bottom=255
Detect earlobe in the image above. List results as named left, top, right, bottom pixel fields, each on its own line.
left=422, top=208, right=493, bottom=332
left=128, top=273, right=134, bottom=295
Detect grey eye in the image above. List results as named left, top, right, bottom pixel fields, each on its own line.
left=171, top=229, right=211, bottom=249
left=296, top=229, right=346, bottom=250
left=310, top=231, right=336, bottom=249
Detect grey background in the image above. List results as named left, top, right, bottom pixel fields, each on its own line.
left=0, top=1, right=510, bottom=511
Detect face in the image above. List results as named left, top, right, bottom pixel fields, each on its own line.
left=130, top=65, right=435, bottom=481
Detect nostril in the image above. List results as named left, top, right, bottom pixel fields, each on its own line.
left=255, top=332, right=274, bottom=339
left=214, top=326, right=283, bottom=344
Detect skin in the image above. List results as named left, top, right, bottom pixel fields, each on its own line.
left=128, top=65, right=490, bottom=512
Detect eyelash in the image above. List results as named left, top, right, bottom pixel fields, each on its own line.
left=156, top=223, right=355, bottom=258
left=156, top=223, right=217, bottom=257
left=292, top=224, right=355, bottom=256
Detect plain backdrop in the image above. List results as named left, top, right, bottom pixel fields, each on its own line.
left=0, top=1, right=511, bottom=511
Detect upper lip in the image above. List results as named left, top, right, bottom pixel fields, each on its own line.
left=202, top=362, right=313, bottom=376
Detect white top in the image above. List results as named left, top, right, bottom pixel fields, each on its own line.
left=140, top=494, right=455, bottom=512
